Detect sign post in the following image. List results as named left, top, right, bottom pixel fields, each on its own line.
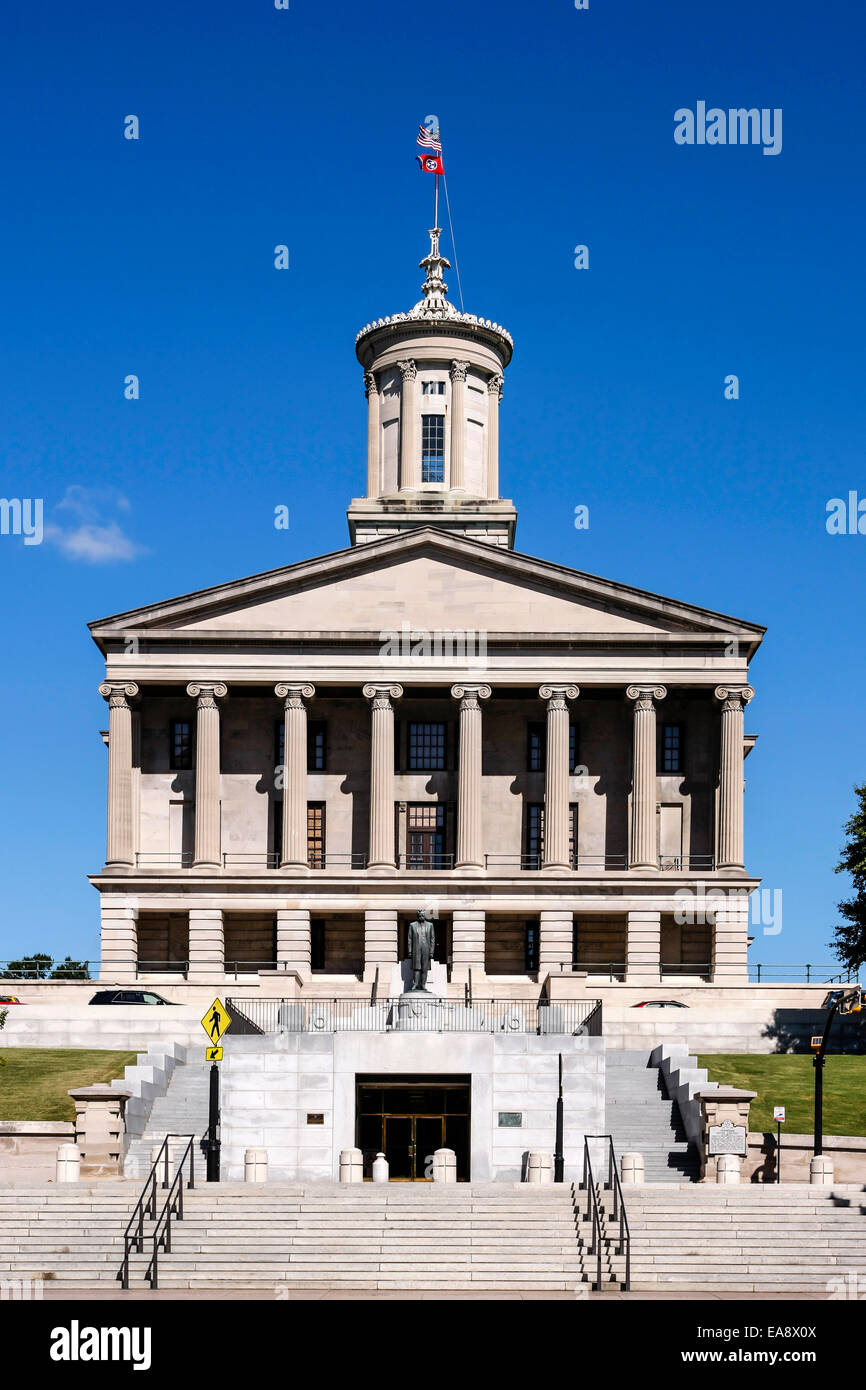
left=200, top=998, right=231, bottom=1182
left=773, top=1105, right=786, bottom=1183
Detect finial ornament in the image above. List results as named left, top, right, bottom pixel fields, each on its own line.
left=413, top=226, right=457, bottom=320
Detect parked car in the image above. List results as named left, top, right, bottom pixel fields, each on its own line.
left=0, top=995, right=25, bottom=1004
left=631, top=999, right=689, bottom=1009
left=88, top=989, right=176, bottom=1005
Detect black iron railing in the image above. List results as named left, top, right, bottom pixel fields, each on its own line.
left=134, top=853, right=193, bottom=867
left=118, top=1133, right=195, bottom=1290
left=397, top=853, right=455, bottom=870
left=226, top=994, right=602, bottom=1035
left=144, top=1135, right=197, bottom=1290
left=580, top=1134, right=630, bottom=1292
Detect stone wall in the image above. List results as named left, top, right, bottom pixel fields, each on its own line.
left=220, top=1032, right=604, bottom=1183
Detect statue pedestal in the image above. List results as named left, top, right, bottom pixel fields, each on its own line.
left=389, top=960, right=447, bottom=997
left=394, top=993, right=450, bottom=1032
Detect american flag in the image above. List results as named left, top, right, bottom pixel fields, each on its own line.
left=417, top=122, right=442, bottom=152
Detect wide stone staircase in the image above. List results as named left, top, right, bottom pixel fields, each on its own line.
left=604, top=1050, right=700, bottom=1182
left=0, top=1184, right=598, bottom=1293
left=625, top=1185, right=866, bottom=1293
left=123, top=1062, right=211, bottom=1179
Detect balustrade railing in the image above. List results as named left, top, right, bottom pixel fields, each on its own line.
left=226, top=995, right=602, bottom=1036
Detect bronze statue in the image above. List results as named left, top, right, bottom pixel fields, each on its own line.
left=407, top=908, right=437, bottom=992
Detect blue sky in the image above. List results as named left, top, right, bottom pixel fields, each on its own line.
left=1, top=0, right=864, bottom=968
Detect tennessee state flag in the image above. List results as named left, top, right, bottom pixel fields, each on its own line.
left=417, top=153, right=444, bottom=174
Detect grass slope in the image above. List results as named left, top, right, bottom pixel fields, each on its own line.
left=0, top=1049, right=137, bottom=1121
left=698, top=1054, right=866, bottom=1135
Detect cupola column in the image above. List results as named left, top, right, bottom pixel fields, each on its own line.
left=398, top=360, right=418, bottom=490
left=486, top=374, right=503, bottom=499
left=450, top=360, right=469, bottom=490
left=364, top=371, right=380, bottom=497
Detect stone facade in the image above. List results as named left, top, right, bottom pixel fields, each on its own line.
left=88, top=223, right=764, bottom=1000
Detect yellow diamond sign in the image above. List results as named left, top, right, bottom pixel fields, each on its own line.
left=201, top=997, right=230, bottom=1045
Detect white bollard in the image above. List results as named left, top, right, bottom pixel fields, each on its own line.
left=526, top=1152, right=553, bottom=1184
left=244, top=1147, right=268, bottom=1183
left=56, top=1143, right=81, bottom=1184
left=621, top=1152, right=645, bottom=1184
left=372, top=1152, right=389, bottom=1184
left=339, top=1148, right=364, bottom=1183
left=810, top=1154, right=834, bottom=1186
left=716, top=1153, right=741, bottom=1184
left=432, top=1148, right=457, bottom=1183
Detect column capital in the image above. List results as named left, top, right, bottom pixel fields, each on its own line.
left=98, top=681, right=139, bottom=707
left=451, top=683, right=491, bottom=709
left=539, top=684, right=578, bottom=709
left=363, top=683, right=403, bottom=709
left=626, top=684, right=667, bottom=710
left=714, top=685, right=755, bottom=710
left=450, top=359, right=470, bottom=382
left=487, top=372, right=504, bottom=398
left=186, top=682, right=228, bottom=706
left=363, top=370, right=377, bottom=398
left=397, top=359, right=417, bottom=382
left=275, top=682, right=315, bottom=706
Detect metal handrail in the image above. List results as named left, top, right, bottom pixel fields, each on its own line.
left=581, top=1134, right=631, bottom=1292
left=580, top=1137, right=604, bottom=1291
left=144, top=1134, right=197, bottom=1290
left=118, top=1132, right=195, bottom=1290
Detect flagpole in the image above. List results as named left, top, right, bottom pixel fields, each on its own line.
left=434, top=171, right=439, bottom=228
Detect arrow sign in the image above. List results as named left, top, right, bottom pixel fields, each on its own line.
left=201, top=997, right=230, bottom=1045
left=205, top=1046, right=223, bottom=1062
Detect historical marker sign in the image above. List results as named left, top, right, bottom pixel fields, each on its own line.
left=708, top=1119, right=747, bottom=1156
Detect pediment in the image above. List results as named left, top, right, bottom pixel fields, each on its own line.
left=89, top=529, right=764, bottom=647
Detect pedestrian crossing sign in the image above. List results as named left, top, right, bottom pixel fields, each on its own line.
left=201, top=997, right=230, bottom=1045
left=206, top=1046, right=224, bottom=1062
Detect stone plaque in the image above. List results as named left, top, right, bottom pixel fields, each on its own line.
left=498, top=1112, right=522, bottom=1128
left=708, top=1119, right=747, bottom=1155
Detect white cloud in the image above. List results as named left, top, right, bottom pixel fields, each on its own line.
left=45, top=486, right=146, bottom=564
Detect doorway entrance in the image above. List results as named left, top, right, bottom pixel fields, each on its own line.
left=356, top=1076, right=471, bottom=1181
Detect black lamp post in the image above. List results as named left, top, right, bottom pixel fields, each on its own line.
left=206, top=1061, right=221, bottom=1181
left=814, top=987, right=861, bottom=1158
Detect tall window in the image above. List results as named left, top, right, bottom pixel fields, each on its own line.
left=307, top=802, right=326, bottom=868
left=275, top=719, right=327, bottom=771
left=421, top=414, right=445, bottom=482
left=308, top=721, right=326, bottom=771
left=408, top=721, right=446, bottom=770
left=523, top=804, right=579, bottom=867
left=662, top=724, right=682, bottom=773
left=406, top=804, right=445, bottom=868
left=421, top=381, right=445, bottom=395
left=170, top=720, right=193, bottom=770
left=527, top=723, right=545, bottom=772
left=527, top=722, right=580, bottom=773
left=524, top=921, right=539, bottom=973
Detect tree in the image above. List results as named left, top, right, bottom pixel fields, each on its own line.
left=0, top=1007, right=6, bottom=1065
left=830, top=783, right=866, bottom=973
left=5, top=953, right=52, bottom=980
left=50, top=957, right=90, bottom=980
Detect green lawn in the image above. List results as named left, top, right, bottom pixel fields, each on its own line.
left=0, top=1049, right=137, bottom=1121
left=698, top=1054, right=866, bottom=1136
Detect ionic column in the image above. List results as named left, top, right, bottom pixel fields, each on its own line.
left=626, top=685, right=666, bottom=871
left=275, top=682, right=315, bottom=870
left=186, top=682, right=227, bottom=868
left=714, top=686, right=754, bottom=870
left=449, top=360, right=469, bottom=490
left=98, top=682, right=139, bottom=867
left=364, top=370, right=380, bottom=497
left=451, top=683, right=491, bottom=869
left=363, top=683, right=403, bottom=868
left=486, top=373, right=503, bottom=498
left=397, top=360, right=417, bottom=490
left=539, top=685, right=579, bottom=870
